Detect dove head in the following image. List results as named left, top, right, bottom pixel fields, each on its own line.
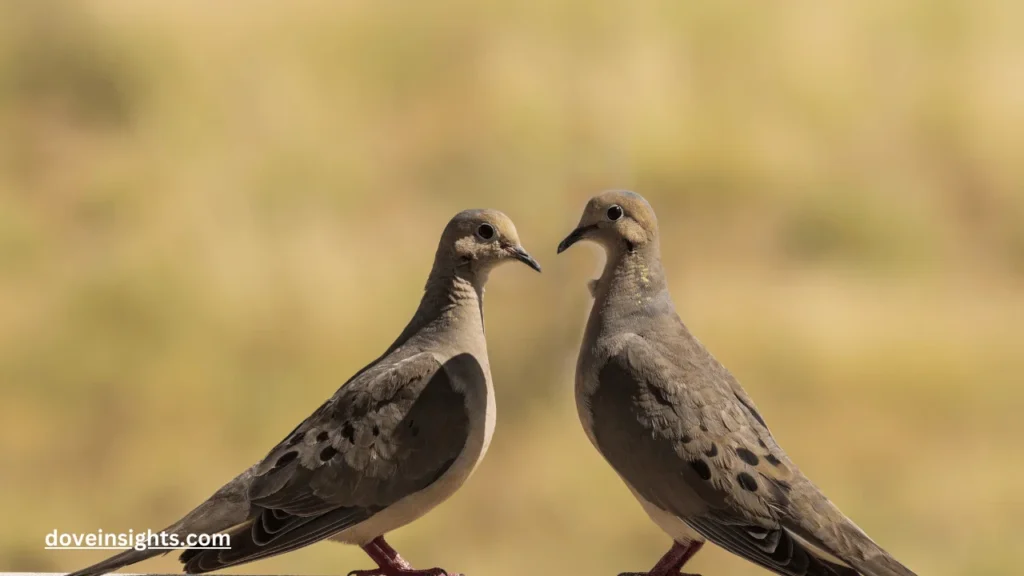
left=434, top=209, right=541, bottom=279
left=557, top=190, right=659, bottom=256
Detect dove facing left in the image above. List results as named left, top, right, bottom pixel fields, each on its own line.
left=68, top=209, right=541, bottom=576
left=558, top=190, right=917, bottom=576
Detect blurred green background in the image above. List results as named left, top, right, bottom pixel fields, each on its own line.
left=1, top=1, right=1022, bottom=575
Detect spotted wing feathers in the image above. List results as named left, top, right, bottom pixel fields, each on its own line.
left=590, top=334, right=915, bottom=576
left=179, top=352, right=475, bottom=573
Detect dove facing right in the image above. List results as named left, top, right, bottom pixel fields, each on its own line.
left=67, top=209, right=541, bottom=576
left=557, top=190, right=917, bottom=576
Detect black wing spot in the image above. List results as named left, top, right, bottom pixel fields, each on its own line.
left=316, top=431, right=330, bottom=442
left=690, top=459, right=712, bottom=481
left=372, top=425, right=380, bottom=437
left=680, top=433, right=693, bottom=444
left=342, top=422, right=355, bottom=443
left=737, top=472, right=758, bottom=491
left=736, top=447, right=760, bottom=466
left=765, top=453, right=783, bottom=467
left=286, top=432, right=305, bottom=446
left=319, top=446, right=338, bottom=461
left=705, top=443, right=718, bottom=457
left=274, top=451, right=298, bottom=468
left=699, top=423, right=709, bottom=432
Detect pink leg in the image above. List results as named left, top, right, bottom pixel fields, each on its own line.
left=618, top=541, right=705, bottom=576
left=348, top=536, right=459, bottom=576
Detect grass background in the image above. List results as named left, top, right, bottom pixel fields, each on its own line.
left=1, top=1, right=1023, bottom=575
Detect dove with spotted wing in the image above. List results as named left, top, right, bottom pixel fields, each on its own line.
left=557, top=191, right=917, bottom=576
left=68, top=209, right=541, bottom=576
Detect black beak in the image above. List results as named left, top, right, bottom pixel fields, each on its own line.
left=510, top=246, right=542, bottom=272
left=556, top=225, right=594, bottom=254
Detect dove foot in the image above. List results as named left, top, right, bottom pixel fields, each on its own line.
left=354, top=536, right=460, bottom=576
left=620, top=540, right=704, bottom=576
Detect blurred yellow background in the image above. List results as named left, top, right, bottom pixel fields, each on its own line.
left=2, top=1, right=1022, bottom=575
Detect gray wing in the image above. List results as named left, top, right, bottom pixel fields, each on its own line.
left=589, top=333, right=915, bottom=576
left=180, top=351, right=478, bottom=573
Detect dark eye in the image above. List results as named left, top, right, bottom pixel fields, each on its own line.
left=607, top=205, right=624, bottom=221
left=476, top=223, right=495, bottom=240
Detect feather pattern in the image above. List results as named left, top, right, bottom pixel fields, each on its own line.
left=179, top=352, right=472, bottom=573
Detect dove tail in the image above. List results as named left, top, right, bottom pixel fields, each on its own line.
left=786, top=522, right=918, bottom=576
left=785, top=511, right=917, bottom=576
left=66, top=548, right=171, bottom=576
left=64, top=467, right=258, bottom=576
left=847, top=549, right=918, bottom=576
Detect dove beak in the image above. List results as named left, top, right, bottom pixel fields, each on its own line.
left=509, top=246, right=542, bottom=272
left=556, top=225, right=595, bottom=254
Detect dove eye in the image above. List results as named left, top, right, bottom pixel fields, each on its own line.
left=476, top=223, right=496, bottom=241
left=607, top=205, right=624, bottom=221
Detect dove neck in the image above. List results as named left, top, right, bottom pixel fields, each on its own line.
left=400, top=265, right=486, bottom=343
left=592, top=245, right=671, bottom=325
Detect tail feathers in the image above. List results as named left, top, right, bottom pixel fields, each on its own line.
left=67, top=548, right=170, bottom=576
left=848, top=551, right=918, bottom=576
left=786, top=514, right=917, bottom=576
left=65, top=466, right=257, bottom=576
left=179, top=505, right=377, bottom=574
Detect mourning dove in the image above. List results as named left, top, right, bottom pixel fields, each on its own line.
left=557, top=191, right=916, bottom=576
left=68, top=209, right=541, bottom=576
